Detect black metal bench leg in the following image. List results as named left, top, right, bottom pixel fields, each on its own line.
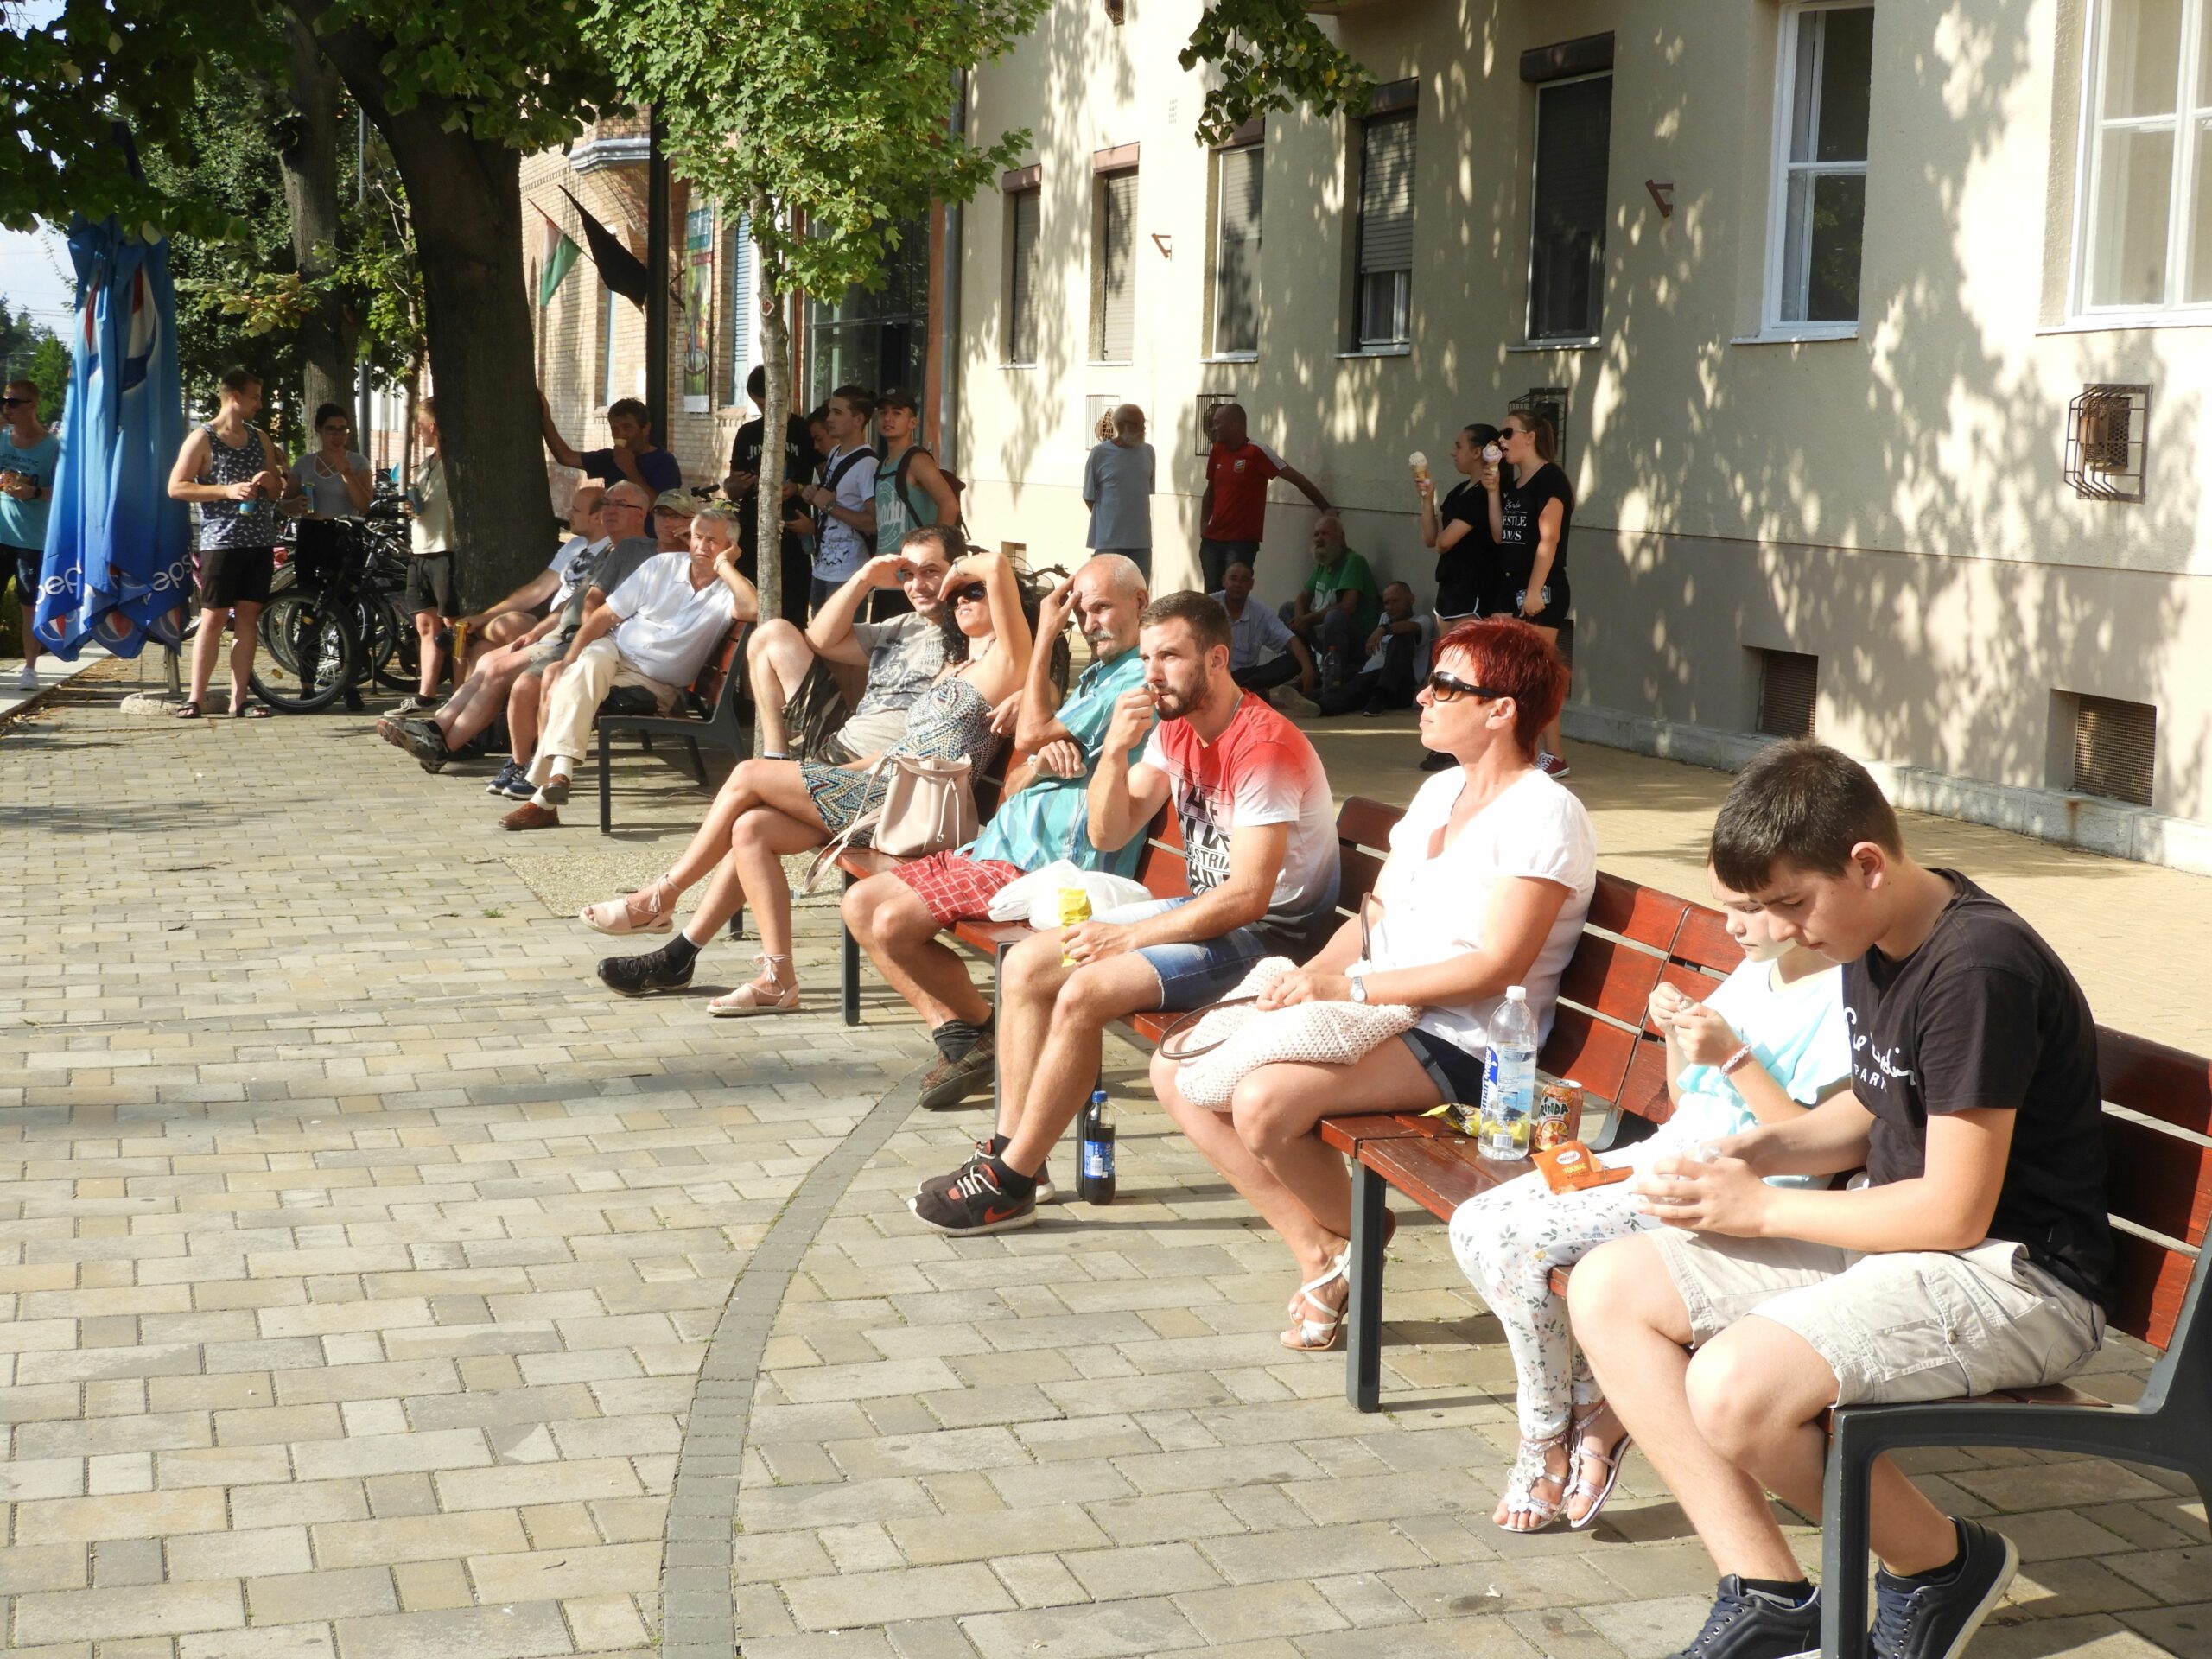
left=841, top=872, right=861, bottom=1027
left=1820, top=1414, right=1876, bottom=1658
left=1345, top=1160, right=1387, bottom=1413
left=597, top=727, right=613, bottom=836
left=992, top=942, right=1013, bottom=1124
left=685, top=736, right=705, bottom=784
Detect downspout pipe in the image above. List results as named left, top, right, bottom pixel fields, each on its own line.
left=937, top=68, right=968, bottom=476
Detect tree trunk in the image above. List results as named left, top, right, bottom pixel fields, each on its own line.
left=753, top=202, right=790, bottom=639
left=276, top=14, right=349, bottom=421
left=289, top=2, right=556, bottom=609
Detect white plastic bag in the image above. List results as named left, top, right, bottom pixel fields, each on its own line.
left=986, top=860, right=1155, bottom=929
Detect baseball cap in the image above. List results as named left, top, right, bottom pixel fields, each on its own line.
left=652, top=490, right=697, bottom=515
left=876, top=385, right=920, bottom=414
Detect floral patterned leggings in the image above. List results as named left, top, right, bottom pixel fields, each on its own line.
left=1446, top=1135, right=1686, bottom=1440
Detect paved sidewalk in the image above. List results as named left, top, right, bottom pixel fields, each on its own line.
left=0, top=668, right=2204, bottom=1658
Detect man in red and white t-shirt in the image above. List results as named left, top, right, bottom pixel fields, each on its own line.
left=912, top=590, right=1341, bottom=1237
left=1198, top=402, right=1332, bottom=592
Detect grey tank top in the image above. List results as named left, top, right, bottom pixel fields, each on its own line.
left=197, top=423, right=277, bottom=549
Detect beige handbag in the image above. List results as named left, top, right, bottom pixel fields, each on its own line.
left=804, top=753, right=978, bottom=891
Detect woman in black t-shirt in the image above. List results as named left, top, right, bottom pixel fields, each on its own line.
left=1486, top=411, right=1574, bottom=773
left=1416, top=423, right=1510, bottom=623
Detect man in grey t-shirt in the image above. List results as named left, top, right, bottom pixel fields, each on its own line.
left=744, top=524, right=955, bottom=760
left=1083, top=404, right=1154, bottom=581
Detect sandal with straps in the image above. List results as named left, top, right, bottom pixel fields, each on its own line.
left=580, top=874, right=677, bottom=935
left=708, top=953, right=801, bottom=1017
left=1287, top=1210, right=1395, bottom=1318
left=1280, top=1250, right=1351, bottom=1351
left=1496, top=1431, right=1571, bottom=1534
left=1564, top=1403, right=1634, bottom=1531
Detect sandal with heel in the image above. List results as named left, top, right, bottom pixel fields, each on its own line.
left=708, top=953, right=801, bottom=1017
left=581, top=874, right=678, bottom=935
left=1564, top=1404, right=1633, bottom=1530
left=1280, top=1250, right=1351, bottom=1351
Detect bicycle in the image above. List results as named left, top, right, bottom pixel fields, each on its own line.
left=250, top=501, right=417, bottom=712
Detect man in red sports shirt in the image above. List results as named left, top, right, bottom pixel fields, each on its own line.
left=1198, top=402, right=1331, bottom=592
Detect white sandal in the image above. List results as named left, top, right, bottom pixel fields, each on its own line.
left=1496, top=1432, right=1571, bottom=1534
left=1280, top=1251, right=1351, bottom=1351
left=580, top=874, right=677, bottom=935
left=708, top=953, right=801, bottom=1017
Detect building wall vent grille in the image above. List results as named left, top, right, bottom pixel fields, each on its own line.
left=1756, top=649, right=1820, bottom=739
left=2070, top=692, right=2156, bottom=807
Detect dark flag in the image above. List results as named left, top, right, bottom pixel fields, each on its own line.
left=561, top=187, right=648, bottom=308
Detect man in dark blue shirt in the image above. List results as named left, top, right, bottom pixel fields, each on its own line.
left=538, top=389, right=683, bottom=497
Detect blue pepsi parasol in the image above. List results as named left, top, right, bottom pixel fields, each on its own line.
left=34, top=206, right=194, bottom=658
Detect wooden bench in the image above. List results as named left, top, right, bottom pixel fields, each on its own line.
left=594, top=618, right=753, bottom=834
left=1816, top=1033, right=2212, bottom=1656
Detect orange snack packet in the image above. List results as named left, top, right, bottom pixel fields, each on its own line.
left=1535, top=1140, right=1631, bottom=1194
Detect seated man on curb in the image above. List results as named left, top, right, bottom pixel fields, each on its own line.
left=499, top=506, right=757, bottom=830
left=911, top=590, right=1341, bottom=1236
left=743, top=526, right=957, bottom=762
left=1217, top=561, right=1316, bottom=697
left=1281, top=512, right=1379, bottom=690
left=1272, top=581, right=1432, bottom=721
left=1568, top=739, right=2112, bottom=1659
left=843, top=553, right=1151, bottom=1111
left=380, top=482, right=658, bottom=785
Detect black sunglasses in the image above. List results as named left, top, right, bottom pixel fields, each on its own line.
left=1, top=397, right=29, bottom=408
left=946, top=582, right=989, bottom=605
left=1424, top=671, right=1505, bottom=704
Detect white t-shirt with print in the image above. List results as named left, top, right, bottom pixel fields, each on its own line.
left=1369, top=766, right=1597, bottom=1055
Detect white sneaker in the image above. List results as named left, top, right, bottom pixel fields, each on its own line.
left=14, top=664, right=37, bottom=691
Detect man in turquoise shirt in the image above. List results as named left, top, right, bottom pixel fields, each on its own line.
left=844, top=554, right=1150, bottom=1109
left=1, top=379, right=61, bottom=690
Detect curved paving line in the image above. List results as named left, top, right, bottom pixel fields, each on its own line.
left=658, top=1070, right=924, bottom=1659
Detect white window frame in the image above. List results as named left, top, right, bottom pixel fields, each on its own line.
left=1209, top=143, right=1264, bottom=359
left=1352, top=109, right=1416, bottom=351
left=2070, top=0, right=2212, bottom=320
left=1090, top=168, right=1139, bottom=365
left=728, top=212, right=754, bottom=402
left=1524, top=69, right=1612, bottom=345
left=1760, top=1, right=1873, bottom=339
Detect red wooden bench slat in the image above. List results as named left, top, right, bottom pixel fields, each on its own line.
left=1656, top=959, right=1727, bottom=1000
left=1317, top=1114, right=1440, bottom=1157
left=949, top=918, right=1032, bottom=954
left=1537, top=1006, right=1642, bottom=1109
left=1612, top=1039, right=1677, bottom=1127
left=2102, top=1113, right=2212, bottom=1249
left=1336, top=796, right=1402, bottom=851
left=2111, top=1227, right=2199, bottom=1352
left=1360, top=1135, right=1522, bottom=1220
left=1554, top=933, right=1668, bottom=1030
left=690, top=619, right=749, bottom=710
left=1670, top=906, right=1744, bottom=975
left=1337, top=848, right=1388, bottom=910
left=2099, top=1027, right=2212, bottom=1141
left=1586, top=872, right=1689, bottom=944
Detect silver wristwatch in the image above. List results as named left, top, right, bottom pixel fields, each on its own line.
left=1349, top=975, right=1368, bottom=1004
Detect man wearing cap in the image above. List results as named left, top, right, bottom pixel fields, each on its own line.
left=870, top=387, right=959, bottom=623
left=649, top=489, right=698, bottom=553
left=538, top=390, right=683, bottom=497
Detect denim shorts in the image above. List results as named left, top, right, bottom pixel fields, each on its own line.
left=1098, top=895, right=1272, bottom=1010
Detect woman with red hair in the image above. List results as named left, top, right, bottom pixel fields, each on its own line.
left=1152, top=616, right=1597, bottom=1344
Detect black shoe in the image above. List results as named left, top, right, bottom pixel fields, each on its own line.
left=917, top=1036, right=995, bottom=1111
left=909, top=1158, right=1038, bottom=1236
left=597, top=943, right=696, bottom=997
left=1418, top=750, right=1455, bottom=772
left=917, top=1137, right=1054, bottom=1205
left=1665, top=1579, right=1820, bottom=1659
left=1869, top=1519, right=2018, bottom=1659
left=400, top=722, right=450, bottom=772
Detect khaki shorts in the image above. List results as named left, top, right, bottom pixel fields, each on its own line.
left=1649, top=1230, right=2105, bottom=1407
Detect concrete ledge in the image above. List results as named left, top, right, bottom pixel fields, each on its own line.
left=1563, top=704, right=2212, bottom=880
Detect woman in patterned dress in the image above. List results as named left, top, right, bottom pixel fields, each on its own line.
left=593, top=546, right=1034, bottom=1014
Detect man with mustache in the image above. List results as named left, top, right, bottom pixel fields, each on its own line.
left=911, top=589, right=1340, bottom=1235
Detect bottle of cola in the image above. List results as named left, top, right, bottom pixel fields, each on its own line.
left=1077, top=1089, right=1116, bottom=1205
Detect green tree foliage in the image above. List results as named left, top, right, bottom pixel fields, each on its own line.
left=1180, top=0, right=1371, bottom=144
left=0, top=301, right=69, bottom=421
left=590, top=0, right=1048, bottom=620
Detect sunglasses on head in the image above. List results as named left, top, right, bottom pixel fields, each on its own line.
left=946, top=582, right=989, bottom=605
left=1424, top=671, right=1505, bottom=704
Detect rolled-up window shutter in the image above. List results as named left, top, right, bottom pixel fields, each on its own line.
left=1357, top=112, right=1416, bottom=275
left=1096, top=170, right=1138, bottom=360
left=1009, top=189, right=1041, bottom=363
left=728, top=212, right=752, bottom=385
left=1214, top=146, right=1263, bottom=353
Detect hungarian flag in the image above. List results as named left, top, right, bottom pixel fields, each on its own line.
left=561, top=187, right=648, bottom=308
left=537, top=209, right=580, bottom=308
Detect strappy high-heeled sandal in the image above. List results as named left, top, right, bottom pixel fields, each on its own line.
left=708, top=953, right=801, bottom=1017
left=1496, top=1431, right=1571, bottom=1534
left=580, top=874, right=677, bottom=935
left=1564, top=1403, right=1634, bottom=1530
left=1280, top=1251, right=1351, bottom=1351
left=1287, top=1211, right=1395, bottom=1317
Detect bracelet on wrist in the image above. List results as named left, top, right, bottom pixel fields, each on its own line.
left=1719, top=1043, right=1756, bottom=1076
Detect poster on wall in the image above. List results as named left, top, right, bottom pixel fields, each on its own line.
left=682, top=206, right=714, bottom=413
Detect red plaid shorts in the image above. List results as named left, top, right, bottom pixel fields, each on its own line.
left=892, top=852, right=1026, bottom=928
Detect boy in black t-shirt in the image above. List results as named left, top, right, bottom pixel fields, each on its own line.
left=1569, top=740, right=2109, bottom=1659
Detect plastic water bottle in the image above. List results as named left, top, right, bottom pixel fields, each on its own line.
left=1479, top=987, right=1539, bottom=1160
left=1077, top=1089, right=1116, bottom=1204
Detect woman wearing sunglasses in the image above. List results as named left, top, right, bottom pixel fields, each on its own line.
left=590, top=537, right=1034, bottom=1014
left=1150, top=617, right=1595, bottom=1349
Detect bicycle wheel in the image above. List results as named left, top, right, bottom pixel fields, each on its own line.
left=250, top=592, right=362, bottom=712
left=372, top=598, right=419, bottom=691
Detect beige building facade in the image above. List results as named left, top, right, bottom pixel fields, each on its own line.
left=950, top=0, right=2212, bottom=865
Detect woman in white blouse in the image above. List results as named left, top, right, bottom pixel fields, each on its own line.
left=1153, top=617, right=1597, bottom=1352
